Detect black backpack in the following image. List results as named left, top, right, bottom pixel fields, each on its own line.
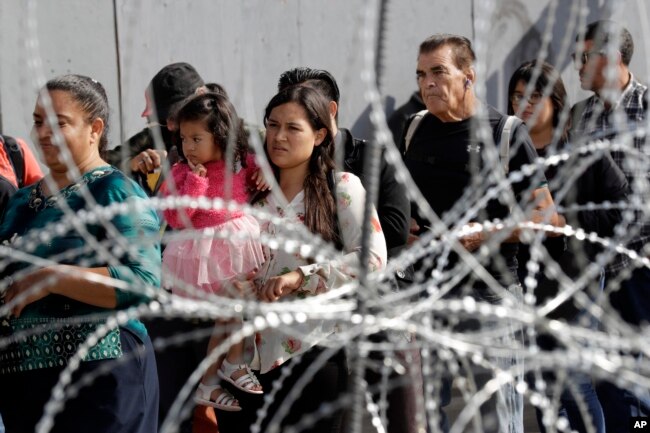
left=0, top=134, right=25, bottom=188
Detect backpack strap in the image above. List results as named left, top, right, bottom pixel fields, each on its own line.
left=403, top=109, right=429, bottom=153
left=0, top=135, right=25, bottom=188
left=404, top=110, right=519, bottom=175
left=499, top=115, right=519, bottom=175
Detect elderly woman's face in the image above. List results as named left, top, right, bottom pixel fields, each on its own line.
left=32, top=90, right=98, bottom=170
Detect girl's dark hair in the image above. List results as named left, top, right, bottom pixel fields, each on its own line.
left=45, top=74, right=110, bottom=157
left=263, top=85, right=341, bottom=248
left=174, top=92, right=249, bottom=170
left=507, top=60, right=569, bottom=141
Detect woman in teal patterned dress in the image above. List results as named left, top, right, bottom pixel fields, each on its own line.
left=0, top=75, right=161, bottom=433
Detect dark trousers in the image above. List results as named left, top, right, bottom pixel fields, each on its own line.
left=529, top=369, right=605, bottom=433
left=344, top=332, right=425, bottom=433
left=432, top=282, right=524, bottom=433
left=143, top=317, right=215, bottom=431
left=216, top=347, right=347, bottom=433
left=529, top=272, right=605, bottom=433
left=596, top=379, right=650, bottom=433
left=0, top=327, right=159, bottom=433
left=598, top=266, right=650, bottom=433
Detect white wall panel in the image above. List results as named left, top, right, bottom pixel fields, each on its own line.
left=1, top=0, right=649, bottom=148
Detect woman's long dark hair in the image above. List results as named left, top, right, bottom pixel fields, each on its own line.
left=263, top=85, right=341, bottom=248
left=507, top=60, right=570, bottom=143
left=174, top=92, right=249, bottom=171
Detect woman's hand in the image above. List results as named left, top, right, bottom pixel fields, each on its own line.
left=130, top=149, right=167, bottom=174
left=4, top=268, right=58, bottom=317
left=258, top=270, right=303, bottom=302
left=188, top=160, right=207, bottom=177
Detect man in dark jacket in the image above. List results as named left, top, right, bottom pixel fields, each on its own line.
left=106, top=62, right=205, bottom=195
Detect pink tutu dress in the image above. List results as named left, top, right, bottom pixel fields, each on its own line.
left=161, top=155, right=265, bottom=296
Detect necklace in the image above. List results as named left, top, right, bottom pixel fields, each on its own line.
left=28, top=166, right=113, bottom=211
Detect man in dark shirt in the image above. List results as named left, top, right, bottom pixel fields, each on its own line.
left=570, top=20, right=650, bottom=430
left=406, top=34, right=560, bottom=286
left=403, top=33, right=561, bottom=433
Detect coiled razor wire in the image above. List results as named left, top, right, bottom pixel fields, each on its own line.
left=0, top=1, right=648, bottom=432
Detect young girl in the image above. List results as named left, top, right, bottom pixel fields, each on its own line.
left=161, top=92, right=267, bottom=411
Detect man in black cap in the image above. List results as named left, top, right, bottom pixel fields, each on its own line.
left=107, top=62, right=205, bottom=195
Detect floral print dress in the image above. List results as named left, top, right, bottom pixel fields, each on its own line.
left=251, top=172, right=387, bottom=373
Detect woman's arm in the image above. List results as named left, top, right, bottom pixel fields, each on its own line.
left=4, top=173, right=162, bottom=315
left=98, top=175, right=162, bottom=308
left=259, top=173, right=388, bottom=301
left=5, top=265, right=116, bottom=317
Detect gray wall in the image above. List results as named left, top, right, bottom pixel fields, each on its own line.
left=1, top=0, right=649, bottom=151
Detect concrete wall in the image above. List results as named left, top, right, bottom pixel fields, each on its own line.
left=1, top=0, right=649, bottom=151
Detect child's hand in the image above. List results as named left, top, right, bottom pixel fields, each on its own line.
left=251, top=168, right=271, bottom=191
left=188, top=160, right=207, bottom=177
left=258, top=270, right=303, bottom=302
left=231, top=270, right=259, bottom=300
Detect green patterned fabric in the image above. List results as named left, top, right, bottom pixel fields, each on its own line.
left=0, top=166, right=161, bottom=373
left=0, top=318, right=122, bottom=374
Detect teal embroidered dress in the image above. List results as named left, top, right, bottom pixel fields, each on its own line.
left=0, top=166, right=161, bottom=374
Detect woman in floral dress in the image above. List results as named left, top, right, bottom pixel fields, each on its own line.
left=215, top=85, right=386, bottom=432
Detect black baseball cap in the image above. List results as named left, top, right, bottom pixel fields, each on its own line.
left=142, top=62, right=205, bottom=122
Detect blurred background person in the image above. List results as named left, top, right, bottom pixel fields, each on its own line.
left=508, top=59, right=629, bottom=433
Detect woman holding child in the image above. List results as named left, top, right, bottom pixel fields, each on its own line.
left=216, top=85, right=387, bottom=432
